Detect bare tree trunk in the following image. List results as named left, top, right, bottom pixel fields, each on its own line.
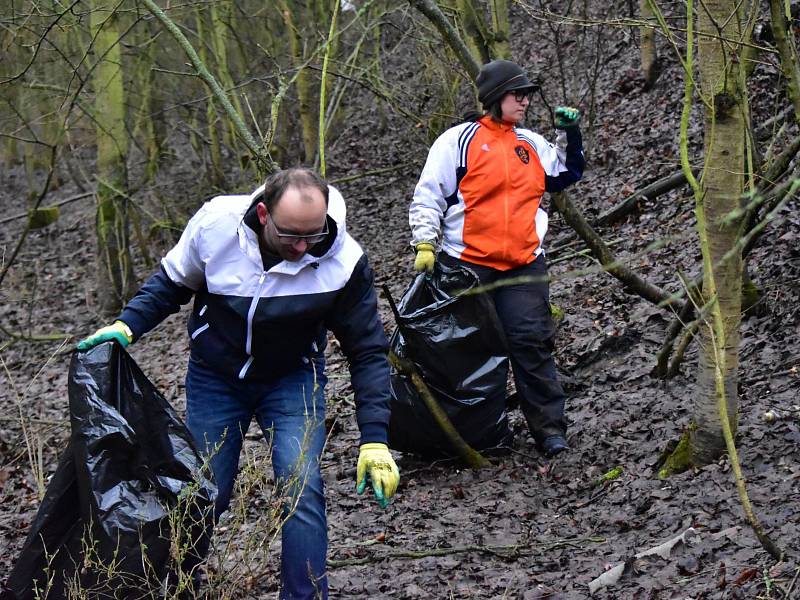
left=195, top=7, right=225, bottom=187
left=488, top=0, right=510, bottom=59
left=90, top=1, right=134, bottom=315
left=691, top=0, right=746, bottom=464
left=132, top=21, right=166, bottom=183
left=456, top=0, right=492, bottom=64
left=20, top=87, right=45, bottom=200
left=640, top=0, right=659, bottom=88
left=210, top=1, right=245, bottom=152
left=769, top=0, right=800, bottom=123
left=0, top=27, right=19, bottom=164
left=280, top=0, right=318, bottom=165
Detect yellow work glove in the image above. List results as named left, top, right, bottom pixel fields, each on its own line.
left=356, top=443, right=400, bottom=509
left=414, top=243, right=435, bottom=273
left=77, top=321, right=133, bottom=351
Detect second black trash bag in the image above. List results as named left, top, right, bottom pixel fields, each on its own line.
left=388, top=262, right=513, bottom=457
left=2, top=343, right=217, bottom=600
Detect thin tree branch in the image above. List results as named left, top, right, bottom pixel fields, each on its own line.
left=551, top=191, right=681, bottom=309
left=0, top=192, right=93, bottom=226
left=408, top=0, right=481, bottom=79
left=0, top=1, right=82, bottom=85
left=138, top=0, right=278, bottom=175
left=328, top=535, right=606, bottom=568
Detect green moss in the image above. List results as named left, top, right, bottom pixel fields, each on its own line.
left=27, top=206, right=60, bottom=229
left=595, top=465, right=623, bottom=486
left=550, top=303, right=565, bottom=323
left=658, top=428, right=694, bottom=479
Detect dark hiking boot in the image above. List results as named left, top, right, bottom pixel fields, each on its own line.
left=541, top=435, right=569, bottom=458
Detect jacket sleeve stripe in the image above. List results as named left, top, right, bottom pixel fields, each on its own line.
left=458, top=122, right=480, bottom=168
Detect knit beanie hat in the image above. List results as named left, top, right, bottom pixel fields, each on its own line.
left=476, top=60, right=536, bottom=108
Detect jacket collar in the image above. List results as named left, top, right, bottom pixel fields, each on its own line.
left=479, top=114, right=516, bottom=133
left=238, top=183, right=348, bottom=275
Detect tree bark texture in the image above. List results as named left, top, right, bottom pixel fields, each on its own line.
left=280, top=0, right=319, bottom=165
left=640, top=0, right=659, bottom=88
left=90, top=2, right=134, bottom=315
left=488, top=0, right=511, bottom=60
left=691, top=0, right=747, bottom=464
left=210, top=1, right=244, bottom=151
left=457, top=0, right=492, bottom=64
left=131, top=24, right=162, bottom=183
left=195, top=7, right=225, bottom=187
left=769, top=0, right=800, bottom=123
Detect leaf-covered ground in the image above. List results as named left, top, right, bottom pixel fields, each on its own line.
left=2, top=2, right=800, bottom=598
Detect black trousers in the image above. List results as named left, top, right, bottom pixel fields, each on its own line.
left=439, top=252, right=567, bottom=444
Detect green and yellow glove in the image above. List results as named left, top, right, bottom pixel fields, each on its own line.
left=356, top=443, right=400, bottom=509
left=554, top=106, right=581, bottom=129
left=414, top=242, right=435, bottom=273
left=77, top=321, right=133, bottom=351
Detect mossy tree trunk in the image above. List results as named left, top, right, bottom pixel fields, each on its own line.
left=452, top=0, right=510, bottom=63
left=769, top=0, right=800, bottom=123
left=131, top=20, right=166, bottom=183
left=640, top=0, right=659, bottom=88
left=210, top=1, right=246, bottom=152
left=279, top=0, right=318, bottom=165
left=488, top=0, right=510, bottom=59
left=0, top=26, right=19, bottom=164
left=20, top=86, right=45, bottom=200
left=691, top=0, right=748, bottom=465
left=456, top=0, right=492, bottom=64
left=195, top=6, right=225, bottom=188
left=90, top=1, right=134, bottom=314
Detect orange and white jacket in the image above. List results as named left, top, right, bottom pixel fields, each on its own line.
left=410, top=115, right=584, bottom=271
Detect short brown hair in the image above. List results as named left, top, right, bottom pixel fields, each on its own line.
left=261, top=168, right=329, bottom=212
left=487, top=101, right=504, bottom=122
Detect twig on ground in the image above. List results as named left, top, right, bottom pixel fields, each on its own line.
left=327, top=536, right=606, bottom=568
left=0, top=191, right=93, bottom=226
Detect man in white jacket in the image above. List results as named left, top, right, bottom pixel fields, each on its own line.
left=79, top=168, right=400, bottom=599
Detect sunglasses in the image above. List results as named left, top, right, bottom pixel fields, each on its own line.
left=509, top=89, right=534, bottom=102
left=267, top=213, right=329, bottom=245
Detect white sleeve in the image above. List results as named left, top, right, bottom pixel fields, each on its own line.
left=409, top=127, right=461, bottom=247
left=518, top=127, right=568, bottom=176
left=161, top=204, right=211, bottom=291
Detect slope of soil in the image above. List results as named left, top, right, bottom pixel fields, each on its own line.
left=2, top=2, right=799, bottom=598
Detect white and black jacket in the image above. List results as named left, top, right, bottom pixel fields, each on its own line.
left=119, top=185, right=390, bottom=444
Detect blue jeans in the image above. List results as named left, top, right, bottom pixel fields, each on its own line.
left=185, top=356, right=329, bottom=600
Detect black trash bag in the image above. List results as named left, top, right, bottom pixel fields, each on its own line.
left=2, top=343, right=216, bottom=600
left=388, top=262, right=513, bottom=457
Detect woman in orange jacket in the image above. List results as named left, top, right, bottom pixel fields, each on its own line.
left=409, top=59, right=584, bottom=457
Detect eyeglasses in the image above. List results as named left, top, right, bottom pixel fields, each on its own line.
left=509, top=89, right=534, bottom=103
left=267, top=213, right=329, bottom=245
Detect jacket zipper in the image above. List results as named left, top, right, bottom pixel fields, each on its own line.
left=502, top=129, right=510, bottom=262
left=239, top=270, right=267, bottom=379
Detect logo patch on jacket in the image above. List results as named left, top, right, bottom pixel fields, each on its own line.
left=514, top=145, right=530, bottom=164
